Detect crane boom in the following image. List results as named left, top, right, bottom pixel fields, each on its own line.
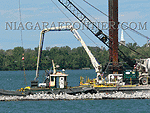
left=58, top=0, right=108, bottom=44
left=70, top=27, right=101, bottom=74
left=35, top=25, right=101, bottom=81
left=58, top=0, right=138, bottom=68
left=35, top=26, right=70, bottom=80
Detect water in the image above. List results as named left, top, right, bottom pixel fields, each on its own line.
left=0, top=70, right=150, bottom=113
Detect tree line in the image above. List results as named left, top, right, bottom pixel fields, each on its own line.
left=0, top=43, right=149, bottom=71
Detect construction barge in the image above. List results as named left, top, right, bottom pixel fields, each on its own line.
left=1, top=62, right=150, bottom=97
left=1, top=26, right=150, bottom=98
left=0, top=59, right=150, bottom=99
left=1, top=0, right=150, bottom=100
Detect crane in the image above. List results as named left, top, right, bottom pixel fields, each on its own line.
left=34, top=25, right=102, bottom=84
left=57, top=0, right=148, bottom=68
left=56, top=0, right=150, bottom=85
left=35, top=26, right=70, bottom=80
left=57, top=0, right=137, bottom=71
left=70, top=26, right=102, bottom=83
left=57, top=0, right=125, bottom=81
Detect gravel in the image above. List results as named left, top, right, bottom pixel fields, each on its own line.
left=1, top=91, right=150, bottom=101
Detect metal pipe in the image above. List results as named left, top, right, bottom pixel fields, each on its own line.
left=35, top=26, right=70, bottom=80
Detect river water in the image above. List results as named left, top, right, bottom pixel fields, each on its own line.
left=0, top=70, right=150, bottom=113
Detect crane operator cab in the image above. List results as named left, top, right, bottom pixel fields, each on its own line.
left=38, top=60, right=68, bottom=89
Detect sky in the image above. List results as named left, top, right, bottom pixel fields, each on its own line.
left=0, top=0, right=150, bottom=50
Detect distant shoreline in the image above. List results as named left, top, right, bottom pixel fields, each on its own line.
left=0, top=68, right=94, bottom=71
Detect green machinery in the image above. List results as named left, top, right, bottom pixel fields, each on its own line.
left=123, top=70, right=139, bottom=85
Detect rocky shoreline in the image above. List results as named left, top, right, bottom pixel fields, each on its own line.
left=1, top=91, right=150, bottom=101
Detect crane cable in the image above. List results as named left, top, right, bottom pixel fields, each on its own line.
left=19, top=0, right=27, bottom=85
left=54, top=0, right=136, bottom=66
left=83, top=0, right=149, bottom=42
left=71, top=0, right=110, bottom=60
left=51, top=0, right=101, bottom=48
left=19, top=0, right=23, bottom=46
left=55, top=0, right=147, bottom=65
left=53, top=0, right=132, bottom=65
left=71, top=0, right=147, bottom=58
left=82, top=0, right=148, bottom=58
left=83, top=0, right=149, bottom=39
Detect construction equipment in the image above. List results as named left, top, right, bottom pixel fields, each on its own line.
left=58, top=0, right=124, bottom=84
left=34, top=25, right=102, bottom=86
left=134, top=58, right=150, bottom=85
left=35, top=26, right=70, bottom=81
left=122, top=58, right=150, bottom=85
left=70, top=27, right=102, bottom=83
left=58, top=0, right=150, bottom=85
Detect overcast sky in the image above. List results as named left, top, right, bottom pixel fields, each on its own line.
left=0, top=0, right=149, bottom=50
